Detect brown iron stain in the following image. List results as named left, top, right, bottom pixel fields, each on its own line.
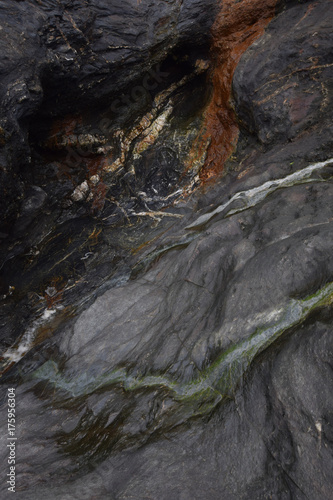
left=295, top=2, right=318, bottom=28
left=290, top=92, right=317, bottom=124
left=42, top=114, right=112, bottom=211
left=86, top=156, right=107, bottom=176
left=91, top=181, right=108, bottom=213
left=33, top=306, right=75, bottom=345
left=87, top=226, right=102, bottom=246
left=44, top=276, right=67, bottom=309
left=45, top=115, right=82, bottom=150
left=198, top=0, right=278, bottom=181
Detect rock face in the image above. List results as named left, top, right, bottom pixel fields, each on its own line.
left=0, top=0, right=217, bottom=348
left=1, top=0, right=333, bottom=499
left=0, top=0, right=217, bottom=230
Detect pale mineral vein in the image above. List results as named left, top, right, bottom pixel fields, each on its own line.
left=186, top=158, right=333, bottom=229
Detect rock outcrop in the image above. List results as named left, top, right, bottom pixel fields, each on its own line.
left=1, top=0, right=333, bottom=499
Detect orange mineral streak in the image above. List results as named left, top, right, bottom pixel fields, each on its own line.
left=46, top=115, right=82, bottom=150
left=199, top=0, right=277, bottom=181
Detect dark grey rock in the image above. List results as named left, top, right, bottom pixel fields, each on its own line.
left=1, top=1, right=333, bottom=499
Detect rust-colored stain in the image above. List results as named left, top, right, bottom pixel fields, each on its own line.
left=44, top=276, right=66, bottom=309
left=295, top=2, right=318, bottom=28
left=40, top=1, right=279, bottom=194
left=45, top=115, right=82, bottom=150
left=198, top=0, right=278, bottom=181
left=33, top=306, right=75, bottom=345
left=91, top=181, right=108, bottom=213
left=87, top=226, right=102, bottom=246
left=42, top=114, right=111, bottom=211
left=86, top=156, right=107, bottom=176
left=289, top=92, right=317, bottom=124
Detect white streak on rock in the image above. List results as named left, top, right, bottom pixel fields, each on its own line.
left=186, top=158, right=333, bottom=230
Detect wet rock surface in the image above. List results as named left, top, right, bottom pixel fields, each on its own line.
left=1, top=0, right=333, bottom=498
left=0, top=0, right=216, bottom=349
left=0, top=0, right=216, bottom=228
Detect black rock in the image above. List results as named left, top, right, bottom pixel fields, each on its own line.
left=1, top=1, right=333, bottom=499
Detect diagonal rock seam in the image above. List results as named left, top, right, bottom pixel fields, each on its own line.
left=31, top=281, right=333, bottom=424
left=186, top=158, right=333, bottom=230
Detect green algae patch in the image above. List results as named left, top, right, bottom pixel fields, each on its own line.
left=204, top=281, right=333, bottom=397
left=30, top=281, right=333, bottom=420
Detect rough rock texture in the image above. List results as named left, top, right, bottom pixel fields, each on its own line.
left=0, top=0, right=217, bottom=230
left=0, top=0, right=217, bottom=348
left=1, top=0, right=333, bottom=499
